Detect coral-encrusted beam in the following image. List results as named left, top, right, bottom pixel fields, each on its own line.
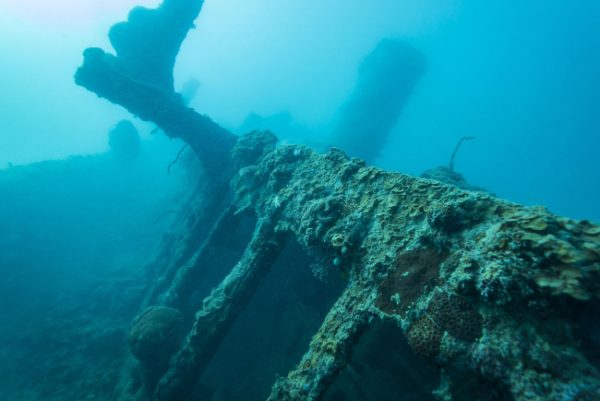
left=155, top=217, right=288, bottom=401
left=75, top=0, right=237, bottom=178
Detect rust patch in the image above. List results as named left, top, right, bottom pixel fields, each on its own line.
left=376, top=247, right=447, bottom=314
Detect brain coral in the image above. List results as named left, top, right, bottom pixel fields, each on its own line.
left=128, top=305, right=182, bottom=364
left=407, top=291, right=483, bottom=360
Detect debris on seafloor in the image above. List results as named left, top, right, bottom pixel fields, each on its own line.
left=75, top=1, right=600, bottom=400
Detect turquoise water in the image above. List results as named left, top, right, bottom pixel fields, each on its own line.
left=1, top=0, right=599, bottom=220
left=0, top=1, right=599, bottom=400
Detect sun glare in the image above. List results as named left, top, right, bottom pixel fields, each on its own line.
left=0, top=0, right=161, bottom=26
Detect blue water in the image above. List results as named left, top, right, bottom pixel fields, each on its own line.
left=0, top=1, right=599, bottom=400
left=1, top=0, right=599, bottom=221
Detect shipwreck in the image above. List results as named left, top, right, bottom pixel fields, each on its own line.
left=73, top=1, right=600, bottom=400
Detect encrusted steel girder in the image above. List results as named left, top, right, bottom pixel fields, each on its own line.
left=225, top=131, right=600, bottom=400
left=156, top=216, right=288, bottom=401
left=74, top=0, right=236, bottom=180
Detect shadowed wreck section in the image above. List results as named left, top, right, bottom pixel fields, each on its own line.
left=75, top=1, right=600, bottom=400
left=329, top=39, right=426, bottom=163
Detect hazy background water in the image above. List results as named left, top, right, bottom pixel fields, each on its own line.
left=0, top=0, right=598, bottom=221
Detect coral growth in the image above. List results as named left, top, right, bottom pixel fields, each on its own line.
left=407, top=315, right=443, bottom=359
left=428, top=291, right=482, bottom=343
left=128, top=306, right=182, bottom=364
left=406, top=291, right=483, bottom=361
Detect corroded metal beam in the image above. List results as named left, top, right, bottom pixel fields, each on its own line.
left=75, top=0, right=236, bottom=178
left=229, top=131, right=600, bottom=401
left=155, top=216, right=289, bottom=401
left=267, top=288, right=372, bottom=401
